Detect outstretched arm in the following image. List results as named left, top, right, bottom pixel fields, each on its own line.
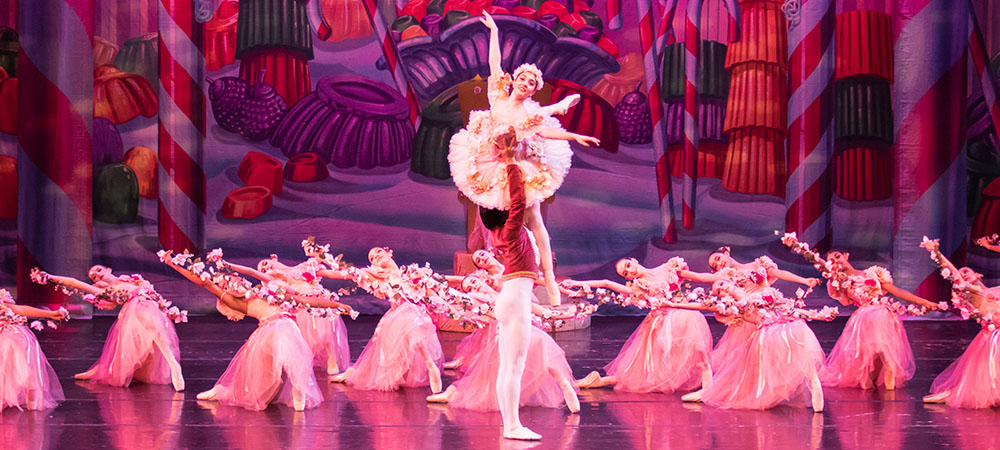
left=561, top=279, right=633, bottom=296
left=677, top=269, right=725, bottom=284
left=47, top=275, right=103, bottom=296
left=224, top=261, right=273, bottom=282
left=289, top=293, right=353, bottom=312
left=163, top=254, right=228, bottom=298
left=481, top=12, right=502, bottom=77
left=771, top=268, right=820, bottom=288
left=661, top=300, right=713, bottom=312
left=922, top=239, right=962, bottom=276
left=316, top=268, right=353, bottom=280
left=882, top=283, right=938, bottom=309
left=537, top=127, right=600, bottom=146
left=9, top=304, right=66, bottom=320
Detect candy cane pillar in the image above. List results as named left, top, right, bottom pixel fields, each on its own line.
left=158, top=0, right=206, bottom=253
left=362, top=0, right=420, bottom=122
left=892, top=0, right=968, bottom=298
left=785, top=0, right=834, bottom=251
left=16, top=0, right=93, bottom=309
left=681, top=0, right=702, bottom=229
left=639, top=0, right=677, bottom=243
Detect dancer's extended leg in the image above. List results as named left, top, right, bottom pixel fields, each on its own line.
left=495, top=278, right=540, bottom=440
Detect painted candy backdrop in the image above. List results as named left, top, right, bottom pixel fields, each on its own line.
left=0, top=0, right=998, bottom=315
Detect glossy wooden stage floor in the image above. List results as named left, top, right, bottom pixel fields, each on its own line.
left=3, top=315, right=999, bottom=450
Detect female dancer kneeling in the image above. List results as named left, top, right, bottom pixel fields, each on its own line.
left=324, top=247, right=444, bottom=393
left=33, top=265, right=185, bottom=391
left=224, top=254, right=350, bottom=375
left=562, top=256, right=716, bottom=394
left=921, top=238, right=1000, bottom=408
left=0, top=289, right=66, bottom=411
left=666, top=281, right=834, bottom=411
left=163, top=251, right=347, bottom=411
left=428, top=274, right=590, bottom=413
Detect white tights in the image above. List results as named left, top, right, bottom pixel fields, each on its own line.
left=494, top=277, right=535, bottom=435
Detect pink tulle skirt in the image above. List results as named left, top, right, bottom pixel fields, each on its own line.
left=820, top=304, right=915, bottom=389
left=345, top=301, right=444, bottom=391
left=929, top=327, right=1000, bottom=408
left=294, top=310, right=350, bottom=373
left=211, top=314, right=323, bottom=411
left=449, top=326, right=490, bottom=372
left=702, top=320, right=824, bottom=409
left=604, top=308, right=713, bottom=393
left=0, top=325, right=64, bottom=411
left=86, top=298, right=180, bottom=387
left=710, top=322, right=753, bottom=372
left=449, top=322, right=575, bottom=411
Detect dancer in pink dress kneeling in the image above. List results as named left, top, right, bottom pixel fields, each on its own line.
left=33, top=265, right=186, bottom=391
left=0, top=289, right=67, bottom=411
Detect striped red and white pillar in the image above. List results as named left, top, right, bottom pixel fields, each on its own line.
left=968, top=6, right=1000, bottom=143
left=640, top=0, right=677, bottom=243
left=681, top=0, right=703, bottom=229
left=15, top=0, right=94, bottom=309
left=785, top=0, right=834, bottom=252
left=362, top=0, right=420, bottom=122
left=892, top=0, right=969, bottom=298
left=158, top=0, right=206, bottom=254
left=608, top=0, right=623, bottom=31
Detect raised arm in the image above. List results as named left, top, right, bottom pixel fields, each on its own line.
left=47, top=275, right=103, bottom=296
left=481, top=12, right=502, bottom=77
left=163, top=254, right=228, bottom=298
left=921, top=238, right=961, bottom=276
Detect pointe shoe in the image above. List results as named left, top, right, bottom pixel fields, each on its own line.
left=560, top=380, right=580, bottom=413
left=923, top=392, right=949, bottom=404
left=443, top=359, right=462, bottom=370
left=197, top=388, right=218, bottom=401
left=74, top=368, right=96, bottom=380
left=504, top=426, right=542, bottom=441
left=171, top=366, right=185, bottom=392
left=575, top=371, right=601, bottom=389
left=293, top=389, right=306, bottom=411
left=427, top=385, right=456, bottom=403
left=428, top=363, right=443, bottom=394
left=330, top=369, right=350, bottom=383
left=811, top=378, right=824, bottom=412
left=883, top=369, right=895, bottom=391
left=681, top=389, right=703, bottom=403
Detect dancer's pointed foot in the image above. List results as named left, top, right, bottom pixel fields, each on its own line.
left=292, top=388, right=306, bottom=411
left=443, top=359, right=462, bottom=370
left=330, top=368, right=351, bottom=383
left=923, top=391, right=949, bottom=404
left=428, top=363, right=443, bottom=394
left=883, top=368, right=895, bottom=391
left=681, top=389, right=703, bottom=403
left=170, top=363, right=185, bottom=392
left=575, top=371, right=601, bottom=389
left=559, top=379, right=580, bottom=413
left=427, top=385, right=457, bottom=403
left=504, top=426, right=542, bottom=441
left=74, top=368, right=97, bottom=380
left=810, top=378, right=824, bottom=412
left=197, top=387, right=218, bottom=401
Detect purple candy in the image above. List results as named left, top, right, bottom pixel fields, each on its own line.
left=492, top=0, right=517, bottom=10
left=577, top=25, right=600, bottom=43
left=539, top=14, right=560, bottom=29
left=92, top=117, right=123, bottom=168
left=422, top=14, right=443, bottom=36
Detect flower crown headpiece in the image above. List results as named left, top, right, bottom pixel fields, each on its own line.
left=512, top=63, right=543, bottom=92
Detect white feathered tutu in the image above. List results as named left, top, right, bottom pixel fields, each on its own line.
left=448, top=72, right=573, bottom=210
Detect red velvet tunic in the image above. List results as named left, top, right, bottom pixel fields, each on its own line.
left=492, top=164, right=539, bottom=281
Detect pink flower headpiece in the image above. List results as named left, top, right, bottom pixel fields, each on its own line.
left=512, top=63, right=543, bottom=93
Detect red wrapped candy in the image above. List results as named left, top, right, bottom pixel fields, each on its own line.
left=238, top=151, right=284, bottom=194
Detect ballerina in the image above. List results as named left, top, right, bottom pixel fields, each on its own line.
left=562, top=256, right=716, bottom=394
left=428, top=274, right=589, bottom=414
left=324, top=247, right=445, bottom=393
left=921, top=238, right=1000, bottom=408
left=783, top=240, right=937, bottom=390
left=32, top=265, right=186, bottom=391
left=448, top=11, right=599, bottom=307
left=0, top=289, right=67, bottom=411
left=223, top=255, right=351, bottom=375
left=161, top=251, right=344, bottom=411
left=665, top=281, right=835, bottom=411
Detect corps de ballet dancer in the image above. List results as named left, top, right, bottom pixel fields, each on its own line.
left=31, top=265, right=187, bottom=391
left=782, top=233, right=938, bottom=390
left=561, top=256, right=716, bottom=394
left=665, top=281, right=837, bottom=411
left=448, top=12, right=599, bottom=307
left=222, top=252, right=351, bottom=376
left=161, top=250, right=348, bottom=411
left=325, top=247, right=445, bottom=393
left=428, top=273, right=592, bottom=414
left=0, top=289, right=67, bottom=411
left=921, top=237, right=1000, bottom=408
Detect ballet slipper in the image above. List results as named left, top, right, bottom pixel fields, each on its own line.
left=197, top=387, right=218, bottom=401
left=330, top=368, right=351, bottom=383
left=681, top=389, right=704, bottom=403
left=923, top=391, right=949, bottom=404
left=810, top=376, right=824, bottom=412
left=427, top=385, right=457, bottom=403
left=428, top=361, right=443, bottom=394
left=74, top=367, right=97, bottom=380
left=443, top=358, right=463, bottom=370
left=575, top=370, right=601, bottom=389
left=25, top=391, right=39, bottom=410
left=883, top=366, right=895, bottom=391
left=504, top=426, right=542, bottom=441
left=292, top=388, right=306, bottom=411
left=559, top=378, right=580, bottom=413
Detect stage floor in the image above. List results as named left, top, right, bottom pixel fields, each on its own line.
left=2, top=315, right=998, bottom=449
